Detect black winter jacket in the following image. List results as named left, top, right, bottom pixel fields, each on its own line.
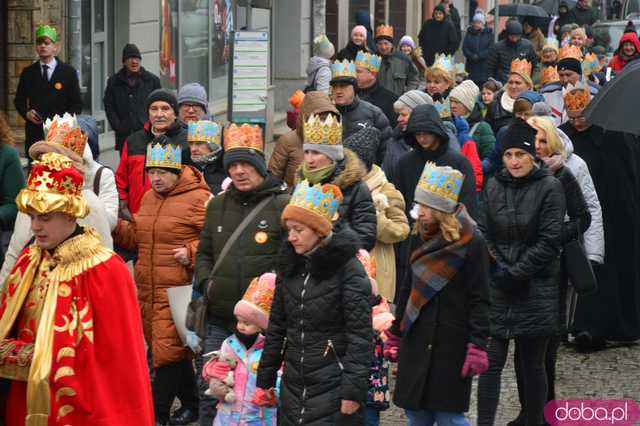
left=14, top=58, right=83, bottom=148
left=337, top=40, right=368, bottom=62
left=337, top=97, right=391, bottom=165
left=418, top=18, right=459, bottom=66
left=479, top=165, right=566, bottom=339
left=358, top=82, right=398, bottom=127
left=103, top=67, right=161, bottom=151
left=195, top=175, right=290, bottom=328
left=487, top=37, right=538, bottom=83
left=382, top=126, right=412, bottom=186
left=554, top=166, right=591, bottom=244
left=486, top=90, right=514, bottom=134
left=296, top=149, right=377, bottom=251
left=256, top=228, right=373, bottom=425
left=392, top=230, right=490, bottom=412
left=462, top=27, right=495, bottom=85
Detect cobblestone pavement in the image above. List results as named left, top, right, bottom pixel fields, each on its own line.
left=184, top=342, right=639, bottom=425
left=379, top=342, right=640, bottom=425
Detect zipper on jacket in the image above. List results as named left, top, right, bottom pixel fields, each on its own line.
left=323, top=339, right=344, bottom=371
left=280, top=336, right=288, bottom=356
left=298, top=273, right=310, bottom=425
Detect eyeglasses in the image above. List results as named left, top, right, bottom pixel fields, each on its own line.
left=180, top=103, right=203, bottom=110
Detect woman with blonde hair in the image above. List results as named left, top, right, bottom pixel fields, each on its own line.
left=384, top=162, right=490, bottom=426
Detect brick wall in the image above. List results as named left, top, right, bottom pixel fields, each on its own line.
left=6, top=0, right=66, bottom=148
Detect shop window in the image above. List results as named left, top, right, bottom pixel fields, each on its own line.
left=180, top=0, right=209, bottom=93
left=211, top=0, right=232, bottom=103
left=160, top=0, right=179, bottom=89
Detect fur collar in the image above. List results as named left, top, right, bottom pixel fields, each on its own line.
left=278, top=228, right=360, bottom=280
left=295, top=149, right=367, bottom=190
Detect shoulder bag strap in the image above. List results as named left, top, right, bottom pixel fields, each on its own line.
left=209, top=193, right=275, bottom=278
left=93, top=166, right=106, bottom=196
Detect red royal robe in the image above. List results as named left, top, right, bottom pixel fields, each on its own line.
left=0, top=227, right=154, bottom=425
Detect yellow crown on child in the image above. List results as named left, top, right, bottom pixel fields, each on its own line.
left=558, top=45, right=583, bottom=61
left=563, top=83, right=592, bottom=112
left=223, top=124, right=264, bottom=152
left=375, top=25, right=394, bottom=39
left=43, top=113, right=88, bottom=157
left=303, top=114, right=342, bottom=146
left=509, top=58, right=533, bottom=77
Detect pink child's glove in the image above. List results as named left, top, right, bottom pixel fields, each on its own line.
left=382, top=329, right=401, bottom=362
left=202, top=360, right=231, bottom=381
left=460, top=343, right=489, bottom=378
left=252, top=387, right=277, bottom=407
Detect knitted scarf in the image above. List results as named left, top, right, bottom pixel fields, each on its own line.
left=400, top=205, right=477, bottom=334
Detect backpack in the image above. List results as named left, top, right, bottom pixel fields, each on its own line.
left=93, top=166, right=111, bottom=196
left=303, top=67, right=321, bottom=93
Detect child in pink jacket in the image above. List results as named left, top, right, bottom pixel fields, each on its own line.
left=203, top=273, right=280, bottom=425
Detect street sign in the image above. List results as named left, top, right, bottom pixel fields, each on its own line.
left=231, top=31, right=269, bottom=124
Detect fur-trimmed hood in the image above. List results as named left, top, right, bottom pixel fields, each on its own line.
left=295, top=148, right=367, bottom=190
left=278, top=227, right=360, bottom=281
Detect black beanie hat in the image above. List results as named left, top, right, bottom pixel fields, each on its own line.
left=147, top=89, right=179, bottom=114
left=501, top=118, right=536, bottom=157
left=122, top=43, right=142, bottom=62
left=343, top=126, right=381, bottom=171
left=557, top=57, right=582, bottom=75
left=223, top=148, right=268, bottom=177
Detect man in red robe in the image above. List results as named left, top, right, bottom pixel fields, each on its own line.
left=0, top=151, right=154, bottom=425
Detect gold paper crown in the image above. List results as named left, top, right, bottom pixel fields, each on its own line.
left=330, top=60, right=357, bottom=80
left=223, top=124, right=264, bottom=152
left=563, top=83, right=591, bottom=112
left=288, top=180, right=343, bottom=222
left=540, top=66, right=560, bottom=86
left=43, top=113, right=88, bottom=157
left=375, top=24, right=394, bottom=39
left=417, top=162, right=464, bottom=205
left=558, top=45, right=583, bottom=61
left=582, top=52, right=601, bottom=76
left=16, top=152, right=89, bottom=218
left=303, top=114, right=342, bottom=146
left=509, top=58, right=533, bottom=77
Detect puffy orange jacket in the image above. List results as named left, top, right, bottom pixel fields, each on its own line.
left=115, top=165, right=211, bottom=367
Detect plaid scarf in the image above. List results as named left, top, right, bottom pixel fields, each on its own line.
left=400, top=205, right=477, bottom=334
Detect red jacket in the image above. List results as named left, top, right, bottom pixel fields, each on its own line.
left=115, top=121, right=190, bottom=214
left=608, top=32, right=640, bottom=72
left=461, top=139, right=484, bottom=192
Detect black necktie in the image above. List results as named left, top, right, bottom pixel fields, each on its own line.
left=42, top=64, right=49, bottom=82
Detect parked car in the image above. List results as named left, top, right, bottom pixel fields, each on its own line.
left=591, top=19, right=640, bottom=60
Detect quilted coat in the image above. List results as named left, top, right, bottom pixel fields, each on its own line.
left=115, top=165, right=211, bottom=367
left=256, top=228, right=373, bottom=425
left=479, top=164, right=566, bottom=339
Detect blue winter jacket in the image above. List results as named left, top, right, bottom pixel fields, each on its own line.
left=463, top=27, right=494, bottom=85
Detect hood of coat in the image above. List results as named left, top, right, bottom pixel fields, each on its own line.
left=152, top=165, right=210, bottom=198
left=296, top=148, right=367, bottom=190
left=278, top=226, right=360, bottom=280
left=406, top=104, right=449, bottom=139
left=495, top=160, right=554, bottom=184
left=306, top=56, right=332, bottom=76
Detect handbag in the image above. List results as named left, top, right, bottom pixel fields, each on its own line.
left=186, top=194, right=275, bottom=338
left=563, top=239, right=598, bottom=296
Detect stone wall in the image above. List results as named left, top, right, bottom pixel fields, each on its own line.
left=6, top=0, right=66, bottom=145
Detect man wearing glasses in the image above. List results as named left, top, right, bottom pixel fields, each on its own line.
left=177, top=83, right=211, bottom=123
left=14, top=24, right=82, bottom=158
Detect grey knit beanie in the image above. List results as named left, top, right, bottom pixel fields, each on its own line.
left=178, top=83, right=208, bottom=113
left=449, top=80, right=480, bottom=113
left=394, top=90, right=434, bottom=112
